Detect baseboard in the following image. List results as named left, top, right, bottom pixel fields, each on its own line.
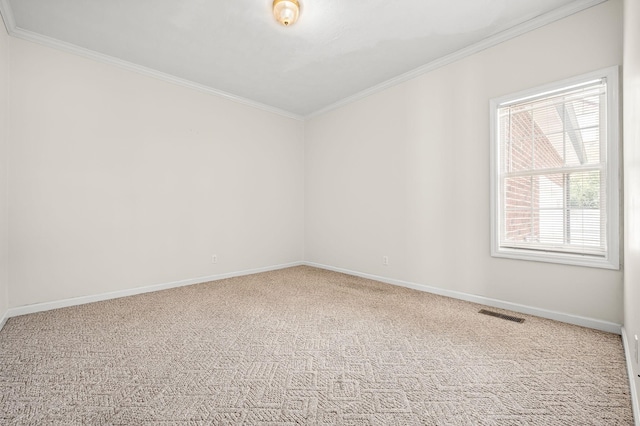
left=3, top=260, right=622, bottom=336
left=5, top=261, right=304, bottom=320
left=622, top=327, right=640, bottom=426
left=304, top=261, right=622, bottom=335
left=0, top=308, right=8, bottom=332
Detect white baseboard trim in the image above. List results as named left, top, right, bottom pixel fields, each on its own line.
left=304, top=261, right=622, bottom=335
left=0, top=261, right=633, bottom=419
left=4, top=261, right=304, bottom=321
left=2, top=260, right=622, bottom=336
left=0, top=309, right=8, bottom=332
left=622, top=327, right=640, bottom=426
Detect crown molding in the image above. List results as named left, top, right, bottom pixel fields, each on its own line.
left=0, top=0, right=303, bottom=121
left=306, top=0, right=608, bottom=119
left=0, top=0, right=14, bottom=36
left=13, top=28, right=304, bottom=121
left=0, top=0, right=607, bottom=121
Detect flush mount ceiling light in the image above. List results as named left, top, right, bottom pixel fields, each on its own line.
left=273, top=0, right=300, bottom=26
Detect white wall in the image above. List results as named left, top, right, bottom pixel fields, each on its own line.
left=8, top=38, right=304, bottom=308
left=305, top=0, right=624, bottom=324
left=623, top=0, right=640, bottom=409
left=0, top=19, right=9, bottom=321
left=1, top=0, right=627, bottom=330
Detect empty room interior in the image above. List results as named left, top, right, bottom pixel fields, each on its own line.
left=1, top=0, right=640, bottom=424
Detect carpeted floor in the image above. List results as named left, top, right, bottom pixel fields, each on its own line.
left=0, top=266, right=633, bottom=425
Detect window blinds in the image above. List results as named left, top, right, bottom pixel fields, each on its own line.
left=497, top=80, right=607, bottom=257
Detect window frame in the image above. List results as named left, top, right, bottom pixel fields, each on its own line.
left=489, top=66, right=620, bottom=270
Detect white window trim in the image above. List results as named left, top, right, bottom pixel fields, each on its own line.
left=489, top=66, right=620, bottom=270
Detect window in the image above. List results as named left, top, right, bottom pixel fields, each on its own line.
left=490, top=67, right=620, bottom=269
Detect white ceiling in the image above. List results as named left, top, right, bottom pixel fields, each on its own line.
left=0, top=0, right=605, bottom=118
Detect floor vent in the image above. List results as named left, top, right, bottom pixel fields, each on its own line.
left=478, top=309, right=525, bottom=323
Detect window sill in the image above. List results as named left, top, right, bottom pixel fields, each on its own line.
left=491, top=247, right=620, bottom=270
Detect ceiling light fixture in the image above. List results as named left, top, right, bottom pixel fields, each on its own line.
left=273, top=0, right=300, bottom=27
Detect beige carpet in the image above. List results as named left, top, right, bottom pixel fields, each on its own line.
left=0, top=266, right=633, bottom=425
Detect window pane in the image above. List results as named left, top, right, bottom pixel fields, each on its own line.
left=502, top=171, right=604, bottom=253
left=568, top=209, right=601, bottom=248
left=569, top=170, right=601, bottom=209
left=531, top=101, right=564, bottom=135
left=505, top=108, right=533, bottom=171
left=534, top=135, right=563, bottom=170
left=568, top=170, right=603, bottom=249
left=504, top=174, right=563, bottom=246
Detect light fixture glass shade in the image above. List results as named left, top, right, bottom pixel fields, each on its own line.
left=273, top=0, right=299, bottom=26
